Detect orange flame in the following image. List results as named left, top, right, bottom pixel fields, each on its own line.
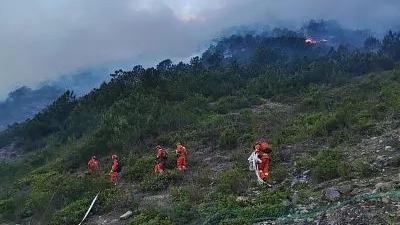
left=305, top=37, right=328, bottom=45
left=305, top=37, right=317, bottom=44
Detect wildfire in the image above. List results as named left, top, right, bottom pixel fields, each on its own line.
left=305, top=37, right=317, bottom=44
left=305, top=37, right=328, bottom=45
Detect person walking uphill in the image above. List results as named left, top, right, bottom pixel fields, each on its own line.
left=254, top=140, right=272, bottom=181
left=176, top=143, right=187, bottom=171
left=154, top=145, right=168, bottom=173
left=109, top=154, right=120, bottom=185
left=87, top=155, right=100, bottom=174
left=248, top=139, right=272, bottom=185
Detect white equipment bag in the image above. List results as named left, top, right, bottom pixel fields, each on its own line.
left=247, top=151, right=265, bottom=185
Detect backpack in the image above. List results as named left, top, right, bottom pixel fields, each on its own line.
left=260, top=142, right=268, bottom=150
left=159, top=149, right=168, bottom=159
left=117, top=160, right=122, bottom=173
left=260, top=142, right=271, bottom=153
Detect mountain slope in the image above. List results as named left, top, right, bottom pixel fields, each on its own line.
left=0, top=28, right=400, bottom=225
left=0, top=68, right=109, bottom=132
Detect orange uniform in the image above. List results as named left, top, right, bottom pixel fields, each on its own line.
left=154, top=146, right=168, bottom=173
left=254, top=141, right=272, bottom=181
left=87, top=156, right=100, bottom=174
left=110, top=155, right=120, bottom=184
left=176, top=144, right=187, bottom=171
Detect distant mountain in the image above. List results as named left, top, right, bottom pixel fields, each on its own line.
left=50, top=68, right=110, bottom=97
left=0, top=85, right=64, bottom=131
left=202, top=20, right=373, bottom=68
left=0, top=68, right=110, bottom=131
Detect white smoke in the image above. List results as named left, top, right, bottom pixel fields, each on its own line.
left=0, top=0, right=399, bottom=99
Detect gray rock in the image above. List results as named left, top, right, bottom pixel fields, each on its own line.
left=374, top=182, right=394, bottom=192
left=376, top=155, right=386, bottom=161
left=120, top=210, right=133, bottom=220
left=282, top=200, right=291, bottom=207
left=381, top=197, right=390, bottom=204
left=325, top=187, right=341, bottom=201
left=236, top=196, right=248, bottom=202
left=300, top=209, right=309, bottom=214
left=338, top=184, right=354, bottom=195
left=306, top=217, right=314, bottom=222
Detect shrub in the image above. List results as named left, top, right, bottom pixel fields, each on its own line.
left=301, top=85, right=330, bottom=111
left=352, top=158, right=377, bottom=178
left=294, top=155, right=314, bottom=173
left=49, top=198, right=90, bottom=225
left=125, top=155, right=154, bottom=182
left=311, top=149, right=350, bottom=182
left=270, top=164, right=289, bottom=183
left=295, top=183, right=317, bottom=204
left=213, top=95, right=262, bottom=114
left=202, top=187, right=291, bottom=224
left=219, top=127, right=239, bottom=149
left=21, top=191, right=50, bottom=218
left=216, top=167, right=248, bottom=195
left=196, top=167, right=213, bottom=188
left=282, top=113, right=332, bottom=143
left=219, top=217, right=251, bottom=225
left=238, top=132, right=253, bottom=146
left=0, top=199, right=16, bottom=220
left=168, top=187, right=198, bottom=224
left=381, top=82, right=400, bottom=112
left=140, top=171, right=183, bottom=193
left=98, top=186, right=129, bottom=213
left=129, top=213, right=175, bottom=225
left=325, top=107, right=355, bottom=132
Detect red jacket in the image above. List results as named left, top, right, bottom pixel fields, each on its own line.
left=111, top=159, right=119, bottom=172
left=88, top=159, right=100, bottom=170
left=176, top=144, right=187, bottom=158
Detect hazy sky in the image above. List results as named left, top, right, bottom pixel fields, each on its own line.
left=0, top=0, right=399, bottom=99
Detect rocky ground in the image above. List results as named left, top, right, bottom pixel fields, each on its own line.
left=258, top=126, right=400, bottom=225
left=258, top=176, right=400, bottom=225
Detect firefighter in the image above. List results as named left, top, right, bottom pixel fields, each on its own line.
left=109, top=154, right=120, bottom=185
left=87, top=155, right=100, bottom=174
left=154, top=145, right=168, bottom=173
left=176, top=142, right=187, bottom=171
left=254, top=140, right=272, bottom=181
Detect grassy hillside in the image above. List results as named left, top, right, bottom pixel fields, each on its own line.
left=1, top=30, right=400, bottom=225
